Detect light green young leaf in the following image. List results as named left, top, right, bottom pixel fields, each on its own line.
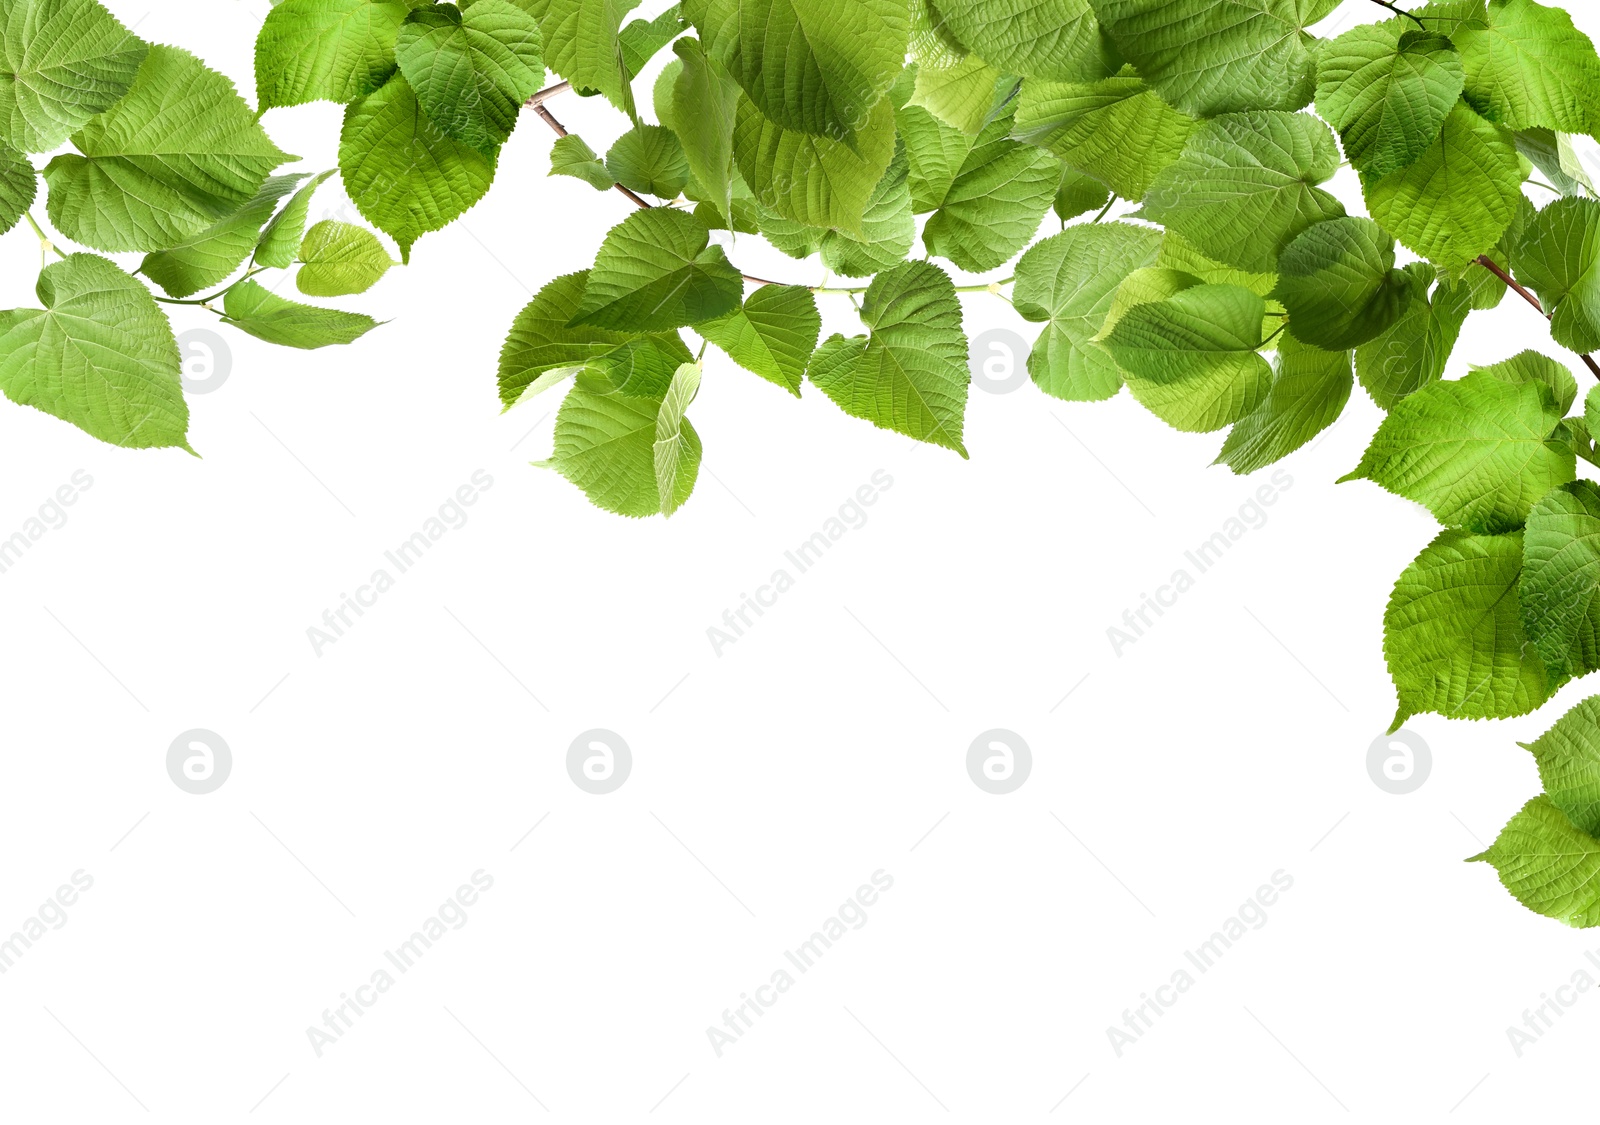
left=896, top=102, right=972, bottom=212
left=525, top=0, right=640, bottom=110
left=923, top=112, right=1059, bottom=273
left=0, top=252, right=186, bottom=449
left=654, top=361, right=702, bottom=516
left=1522, top=481, right=1600, bottom=681
left=807, top=260, right=970, bottom=455
left=0, top=0, right=147, bottom=153
left=339, top=72, right=496, bottom=261
left=0, top=140, right=36, bottom=236
left=1012, top=221, right=1162, bottom=401
left=1141, top=110, right=1345, bottom=274
left=732, top=94, right=895, bottom=234
left=1354, top=268, right=1473, bottom=409
left=1384, top=528, right=1552, bottom=728
left=1515, top=127, right=1596, bottom=198
left=1476, top=349, right=1577, bottom=413
left=665, top=38, right=739, bottom=224
left=934, top=0, right=1104, bottom=81
left=1456, top=0, right=1600, bottom=135
left=538, top=383, right=701, bottom=517
left=909, top=51, right=1009, bottom=135
left=296, top=219, right=395, bottom=297
left=1216, top=331, right=1352, bottom=475
left=1341, top=369, right=1574, bottom=532
left=499, top=271, right=693, bottom=406
left=1101, top=283, right=1272, bottom=434
left=695, top=283, right=821, bottom=396
left=1362, top=101, right=1523, bottom=270
left=255, top=0, right=412, bottom=109
left=549, top=134, right=614, bottom=191
left=43, top=45, right=294, bottom=253
left=1518, top=696, right=1600, bottom=833
left=1315, top=25, right=1464, bottom=177
left=1092, top=267, right=1202, bottom=344
left=620, top=3, right=685, bottom=75
left=221, top=278, right=381, bottom=348
left=1514, top=197, right=1600, bottom=354
left=683, top=0, right=909, bottom=141
left=255, top=169, right=336, bottom=269
left=140, top=174, right=307, bottom=299
left=1012, top=70, right=1197, bottom=201
left=1472, top=796, right=1600, bottom=928
left=395, top=0, right=544, bottom=153
left=1092, top=0, right=1337, bottom=117
left=606, top=124, right=690, bottom=199
left=570, top=208, right=742, bottom=331
left=815, top=147, right=915, bottom=278
left=1274, top=217, right=1414, bottom=350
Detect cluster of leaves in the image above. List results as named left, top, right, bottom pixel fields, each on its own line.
left=0, top=0, right=406, bottom=452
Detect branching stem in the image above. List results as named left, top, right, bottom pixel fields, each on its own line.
left=1367, top=0, right=1427, bottom=29
left=1476, top=254, right=1600, bottom=380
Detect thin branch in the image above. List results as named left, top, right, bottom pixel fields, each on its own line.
left=525, top=80, right=571, bottom=107
left=530, top=101, right=655, bottom=210
left=1367, top=0, right=1427, bottom=29
left=1478, top=254, right=1600, bottom=379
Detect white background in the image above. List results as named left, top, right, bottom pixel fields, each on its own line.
left=2, top=0, right=1598, bottom=1120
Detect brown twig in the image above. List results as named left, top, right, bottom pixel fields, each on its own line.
left=1477, top=255, right=1600, bottom=379
left=529, top=98, right=655, bottom=210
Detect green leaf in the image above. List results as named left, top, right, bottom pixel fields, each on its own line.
left=934, top=0, right=1103, bottom=81
left=812, top=147, right=916, bottom=277
left=909, top=51, right=1010, bottom=135
left=896, top=101, right=972, bottom=212
left=807, top=260, right=970, bottom=455
left=0, top=140, right=36, bottom=235
left=499, top=271, right=693, bottom=406
left=296, top=219, right=395, bottom=296
left=1055, top=166, right=1109, bottom=222
left=1384, top=528, right=1553, bottom=728
left=1216, top=330, right=1352, bottom=474
left=695, top=283, right=821, bottom=395
left=221, top=278, right=381, bottom=349
left=1342, top=369, right=1574, bottom=532
left=1013, top=69, right=1197, bottom=201
left=1456, top=0, right=1600, bottom=135
left=922, top=112, right=1059, bottom=273
left=1362, top=101, right=1523, bottom=270
left=1515, top=127, right=1596, bottom=198
left=43, top=45, right=295, bottom=253
left=549, top=134, right=614, bottom=190
left=620, top=3, right=685, bottom=75
left=1274, top=217, right=1414, bottom=350
left=339, top=72, right=497, bottom=261
left=255, top=0, right=412, bottom=109
left=525, top=0, right=640, bottom=110
left=732, top=93, right=896, bottom=234
left=1012, top=221, right=1162, bottom=401
left=606, top=124, right=690, bottom=198
left=538, top=382, right=701, bottom=517
left=1522, top=481, right=1600, bottom=681
left=0, top=0, right=148, bottom=153
left=683, top=0, right=909, bottom=141
left=1101, top=283, right=1273, bottom=433
left=1472, top=796, right=1600, bottom=928
left=0, top=253, right=185, bottom=449
left=1477, top=348, right=1577, bottom=413
left=1141, top=110, right=1345, bottom=274
left=654, top=360, right=702, bottom=516
left=1518, top=696, right=1600, bottom=834
left=1514, top=197, right=1600, bottom=354
left=1354, top=269, right=1473, bottom=409
left=1314, top=24, right=1464, bottom=177
left=255, top=169, right=336, bottom=269
left=139, top=174, right=306, bottom=299
left=395, top=0, right=544, bottom=152
left=570, top=208, right=742, bottom=331
left=664, top=38, right=739, bottom=224
left=1091, top=0, right=1337, bottom=117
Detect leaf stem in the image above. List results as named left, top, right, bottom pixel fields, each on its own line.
left=1477, top=254, right=1600, bottom=379
left=23, top=212, right=64, bottom=265
left=151, top=267, right=267, bottom=308
left=1092, top=195, right=1118, bottom=223
left=529, top=98, right=655, bottom=210
left=1367, top=0, right=1427, bottom=29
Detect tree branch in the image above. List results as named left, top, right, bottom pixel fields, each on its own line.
left=1476, top=254, right=1600, bottom=380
